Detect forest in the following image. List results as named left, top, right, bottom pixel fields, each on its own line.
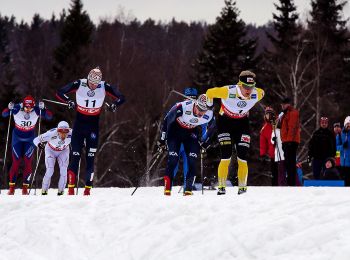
left=0, top=0, right=349, bottom=188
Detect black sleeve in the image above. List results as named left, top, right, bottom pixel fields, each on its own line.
left=161, top=104, right=183, bottom=135
left=105, top=83, right=126, bottom=107
left=56, top=80, right=81, bottom=102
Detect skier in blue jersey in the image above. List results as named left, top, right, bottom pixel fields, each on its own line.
left=2, top=96, right=53, bottom=195
left=56, top=67, right=125, bottom=195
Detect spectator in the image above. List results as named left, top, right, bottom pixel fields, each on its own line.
left=322, top=157, right=340, bottom=180
left=308, top=117, right=336, bottom=180
left=336, top=116, right=350, bottom=186
left=280, top=97, right=300, bottom=186
left=333, top=122, right=342, bottom=169
left=260, top=107, right=278, bottom=185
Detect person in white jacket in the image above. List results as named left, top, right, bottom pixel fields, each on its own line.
left=271, top=114, right=286, bottom=185
left=33, top=121, right=72, bottom=195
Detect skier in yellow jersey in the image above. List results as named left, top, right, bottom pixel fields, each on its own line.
left=206, top=71, right=264, bottom=195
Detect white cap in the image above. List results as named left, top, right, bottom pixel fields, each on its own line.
left=344, top=116, right=350, bottom=127
left=196, top=94, right=209, bottom=111
left=57, top=121, right=69, bottom=130
left=88, top=67, right=102, bottom=84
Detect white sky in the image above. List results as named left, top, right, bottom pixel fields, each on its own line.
left=0, top=0, right=349, bottom=26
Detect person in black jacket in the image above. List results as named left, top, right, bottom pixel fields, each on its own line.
left=308, top=117, right=336, bottom=179
left=322, top=157, right=340, bottom=180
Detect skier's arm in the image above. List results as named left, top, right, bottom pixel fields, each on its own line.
left=56, top=80, right=80, bottom=102
left=206, top=86, right=229, bottom=99
left=256, top=88, right=265, bottom=101
left=201, top=118, right=216, bottom=144
left=288, top=110, right=300, bottom=141
left=105, top=83, right=126, bottom=107
left=2, top=104, right=21, bottom=117
left=33, top=106, right=53, bottom=120
left=161, top=104, right=183, bottom=136
left=33, top=129, right=55, bottom=146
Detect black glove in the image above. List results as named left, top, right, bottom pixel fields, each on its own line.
left=343, top=140, right=348, bottom=149
left=109, top=103, right=117, bottom=112
left=272, top=136, right=277, bottom=144
left=157, top=139, right=166, bottom=152
left=38, top=143, right=45, bottom=150
left=67, top=100, right=75, bottom=110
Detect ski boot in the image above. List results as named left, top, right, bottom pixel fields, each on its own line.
left=164, top=176, right=171, bottom=196
left=22, top=184, right=29, bottom=195
left=57, top=191, right=64, bottom=196
left=217, top=186, right=226, bottom=195
left=238, top=186, right=247, bottom=195
left=183, top=191, right=193, bottom=196
left=41, top=190, right=48, bottom=195
left=8, top=183, right=15, bottom=195
left=67, top=170, right=76, bottom=195
left=83, top=186, right=91, bottom=196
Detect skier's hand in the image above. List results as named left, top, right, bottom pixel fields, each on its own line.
left=67, top=100, right=75, bottom=110
left=8, top=102, right=14, bottom=110
left=38, top=143, right=45, bottom=150
left=109, top=103, right=117, bottom=112
left=157, top=139, right=166, bottom=152
left=39, top=101, right=45, bottom=110
left=272, top=136, right=277, bottom=143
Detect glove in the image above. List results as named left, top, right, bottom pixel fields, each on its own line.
left=39, top=101, right=45, bottom=110
left=67, top=100, right=75, bottom=110
left=38, top=143, right=45, bottom=150
left=109, top=103, right=117, bottom=112
left=157, top=140, right=166, bottom=152
left=8, top=102, right=14, bottom=110
left=272, top=136, right=277, bottom=144
left=343, top=140, right=348, bottom=149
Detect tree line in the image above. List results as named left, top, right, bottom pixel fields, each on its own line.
left=0, top=0, right=349, bottom=188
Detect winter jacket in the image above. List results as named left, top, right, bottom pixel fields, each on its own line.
left=281, top=105, right=300, bottom=143
left=336, top=129, right=350, bottom=167
left=308, top=128, right=336, bottom=159
left=322, top=168, right=340, bottom=180
left=260, top=122, right=275, bottom=159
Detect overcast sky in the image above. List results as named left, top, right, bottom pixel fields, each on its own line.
left=0, top=0, right=349, bottom=26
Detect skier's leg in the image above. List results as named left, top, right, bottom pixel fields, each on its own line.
left=23, top=142, right=35, bottom=185
left=42, top=146, right=56, bottom=192
left=164, top=128, right=182, bottom=194
left=57, top=148, right=69, bottom=193
left=84, top=127, right=99, bottom=194
left=67, top=123, right=85, bottom=193
left=183, top=131, right=199, bottom=193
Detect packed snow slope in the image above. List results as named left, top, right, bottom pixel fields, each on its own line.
left=1, top=186, right=350, bottom=260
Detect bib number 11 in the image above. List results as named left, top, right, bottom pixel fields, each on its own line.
left=85, top=99, right=96, bottom=108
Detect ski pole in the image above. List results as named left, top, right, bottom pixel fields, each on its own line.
left=1, top=110, right=12, bottom=194
left=131, top=149, right=163, bottom=196
left=35, top=109, right=42, bottom=192
left=76, top=157, right=82, bottom=195
left=171, top=90, right=196, bottom=102
left=201, top=149, right=204, bottom=195
left=29, top=149, right=43, bottom=195
left=76, top=139, right=86, bottom=195
left=42, top=98, right=68, bottom=106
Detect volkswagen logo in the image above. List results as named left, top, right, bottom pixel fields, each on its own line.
left=237, top=101, right=247, bottom=108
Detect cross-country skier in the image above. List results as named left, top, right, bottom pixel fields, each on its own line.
left=158, top=94, right=214, bottom=196
left=206, top=70, right=264, bottom=195
left=33, top=121, right=72, bottom=195
left=2, top=96, right=53, bottom=195
left=56, top=67, right=125, bottom=195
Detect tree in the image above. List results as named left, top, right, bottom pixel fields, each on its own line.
left=53, top=0, right=94, bottom=83
left=192, top=0, right=257, bottom=90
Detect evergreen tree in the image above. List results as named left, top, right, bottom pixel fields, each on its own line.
left=192, top=0, right=257, bottom=89
left=53, top=0, right=94, bottom=82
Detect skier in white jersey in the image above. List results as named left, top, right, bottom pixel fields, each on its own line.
left=206, top=70, right=264, bottom=195
left=56, top=67, right=125, bottom=195
left=158, top=94, right=214, bottom=196
left=33, top=121, right=72, bottom=195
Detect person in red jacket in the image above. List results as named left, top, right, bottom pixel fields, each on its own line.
left=260, top=107, right=278, bottom=185
left=280, top=97, right=300, bottom=186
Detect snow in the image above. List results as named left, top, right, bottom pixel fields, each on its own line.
left=1, top=186, right=350, bottom=260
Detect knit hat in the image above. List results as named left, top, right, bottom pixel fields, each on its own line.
left=344, top=116, right=350, bottom=127
left=333, top=122, right=341, bottom=128
left=238, top=70, right=256, bottom=88
left=325, top=157, right=335, bottom=168
left=320, top=117, right=329, bottom=123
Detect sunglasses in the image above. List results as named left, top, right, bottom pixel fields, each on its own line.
left=57, top=128, right=70, bottom=134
